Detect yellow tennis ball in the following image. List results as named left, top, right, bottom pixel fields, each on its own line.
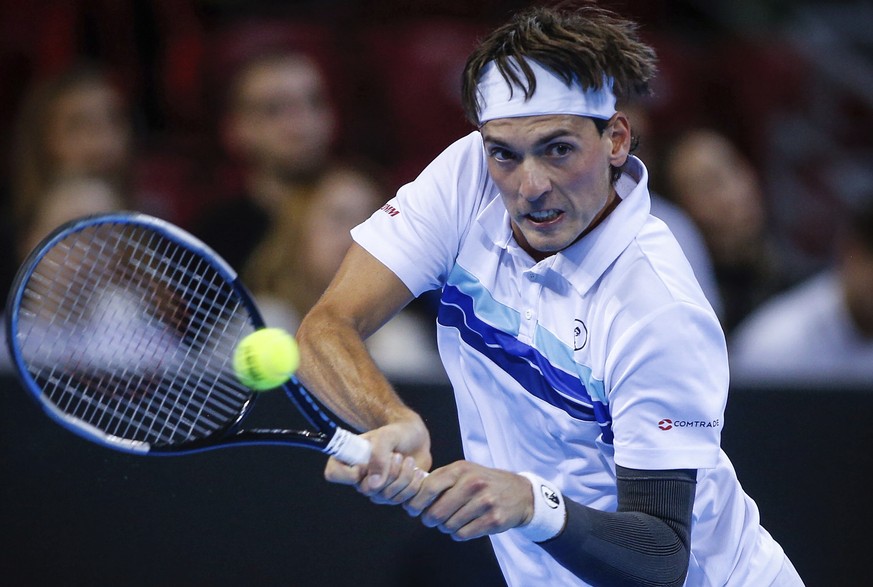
left=233, top=328, right=300, bottom=391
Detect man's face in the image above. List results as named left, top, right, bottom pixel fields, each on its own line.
left=482, top=114, right=629, bottom=260
left=229, top=56, right=336, bottom=177
left=666, top=130, right=765, bottom=266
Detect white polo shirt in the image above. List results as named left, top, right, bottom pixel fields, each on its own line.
left=352, top=131, right=791, bottom=586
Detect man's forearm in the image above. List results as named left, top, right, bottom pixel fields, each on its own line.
left=539, top=468, right=696, bottom=587
left=296, top=304, right=415, bottom=432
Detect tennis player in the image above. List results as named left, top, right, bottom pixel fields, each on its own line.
left=296, top=4, right=804, bottom=586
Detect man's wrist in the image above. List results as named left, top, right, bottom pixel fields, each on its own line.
left=516, top=472, right=567, bottom=543
left=377, top=405, right=424, bottom=428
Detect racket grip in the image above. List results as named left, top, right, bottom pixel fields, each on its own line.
left=325, top=427, right=372, bottom=465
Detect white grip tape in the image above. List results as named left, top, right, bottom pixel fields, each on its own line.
left=325, top=428, right=372, bottom=465
left=517, top=472, right=566, bottom=543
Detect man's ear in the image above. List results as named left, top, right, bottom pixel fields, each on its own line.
left=606, top=112, right=631, bottom=167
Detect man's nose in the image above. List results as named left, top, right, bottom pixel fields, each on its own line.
left=518, top=161, right=551, bottom=201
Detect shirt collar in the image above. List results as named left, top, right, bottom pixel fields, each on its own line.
left=477, top=186, right=513, bottom=248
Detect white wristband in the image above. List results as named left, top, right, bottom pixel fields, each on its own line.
left=517, top=472, right=566, bottom=543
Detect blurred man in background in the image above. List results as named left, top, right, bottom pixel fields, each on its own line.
left=664, top=128, right=800, bottom=333
left=730, top=195, right=873, bottom=387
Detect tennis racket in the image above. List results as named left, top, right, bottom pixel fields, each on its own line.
left=5, top=211, right=370, bottom=465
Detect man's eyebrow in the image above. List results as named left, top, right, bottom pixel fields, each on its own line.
left=482, top=128, right=575, bottom=147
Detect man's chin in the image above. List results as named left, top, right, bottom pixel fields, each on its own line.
left=521, top=237, right=572, bottom=260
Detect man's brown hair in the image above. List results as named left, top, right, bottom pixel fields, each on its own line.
left=461, top=2, right=658, bottom=126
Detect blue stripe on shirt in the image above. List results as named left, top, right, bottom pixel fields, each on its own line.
left=439, top=265, right=613, bottom=441
left=439, top=282, right=600, bottom=419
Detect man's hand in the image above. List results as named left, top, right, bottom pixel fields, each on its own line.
left=324, top=410, right=431, bottom=504
left=404, top=461, right=535, bottom=541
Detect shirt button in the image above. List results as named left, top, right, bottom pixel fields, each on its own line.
left=524, top=309, right=533, bottom=320
left=527, top=273, right=536, bottom=281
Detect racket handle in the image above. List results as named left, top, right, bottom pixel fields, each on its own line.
left=325, top=427, right=372, bottom=465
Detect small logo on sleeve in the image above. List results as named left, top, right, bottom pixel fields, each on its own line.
left=658, top=418, right=720, bottom=430
left=540, top=484, right=560, bottom=509
left=379, top=203, right=400, bottom=217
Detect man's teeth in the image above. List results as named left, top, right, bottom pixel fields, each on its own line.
left=529, top=210, right=560, bottom=222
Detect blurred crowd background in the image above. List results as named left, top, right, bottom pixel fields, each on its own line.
left=1, top=0, right=872, bottom=386
left=1, top=3, right=871, bottom=585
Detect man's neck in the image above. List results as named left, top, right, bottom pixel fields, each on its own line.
left=514, top=189, right=623, bottom=262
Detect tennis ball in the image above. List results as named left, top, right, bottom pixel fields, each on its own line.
left=233, top=328, right=300, bottom=391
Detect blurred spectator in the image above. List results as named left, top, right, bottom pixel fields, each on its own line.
left=10, top=65, right=131, bottom=233
left=664, top=128, right=799, bottom=333
left=2, top=64, right=144, bottom=297
left=194, top=47, right=338, bottom=269
left=8, top=64, right=177, bottom=240
left=194, top=42, right=443, bottom=383
left=729, top=195, right=873, bottom=388
left=221, top=49, right=337, bottom=197
left=18, top=175, right=127, bottom=259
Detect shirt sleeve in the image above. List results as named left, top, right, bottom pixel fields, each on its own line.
left=606, top=301, right=729, bottom=470
left=351, top=131, right=489, bottom=297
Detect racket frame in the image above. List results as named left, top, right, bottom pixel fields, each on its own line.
left=5, top=212, right=370, bottom=465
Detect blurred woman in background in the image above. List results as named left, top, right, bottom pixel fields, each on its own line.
left=10, top=64, right=134, bottom=250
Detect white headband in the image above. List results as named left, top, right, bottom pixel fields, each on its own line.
left=476, top=58, right=617, bottom=124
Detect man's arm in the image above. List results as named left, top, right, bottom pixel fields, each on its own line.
left=540, top=466, right=696, bottom=587
left=295, top=243, right=432, bottom=487
left=405, top=463, right=695, bottom=587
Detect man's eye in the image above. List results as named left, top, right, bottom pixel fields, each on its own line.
left=489, top=148, right=516, bottom=162
left=548, top=143, right=573, bottom=157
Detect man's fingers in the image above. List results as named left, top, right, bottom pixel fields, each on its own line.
left=388, top=458, right=428, bottom=503
left=369, top=456, right=425, bottom=504
left=359, top=428, right=419, bottom=492
left=324, top=457, right=364, bottom=485
left=404, top=466, right=454, bottom=517
left=324, top=421, right=433, bottom=505
left=362, top=452, right=402, bottom=499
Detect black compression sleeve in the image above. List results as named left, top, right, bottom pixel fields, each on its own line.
left=538, top=466, right=697, bottom=587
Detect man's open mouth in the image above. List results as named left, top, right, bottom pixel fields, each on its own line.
left=527, top=210, right=562, bottom=223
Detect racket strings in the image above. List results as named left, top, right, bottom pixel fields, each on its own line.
left=143, top=249, right=243, bottom=443
left=107, top=227, right=253, bottom=443
left=87, top=232, right=242, bottom=438
left=25, top=228, right=165, bottom=437
left=17, top=222, right=256, bottom=448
